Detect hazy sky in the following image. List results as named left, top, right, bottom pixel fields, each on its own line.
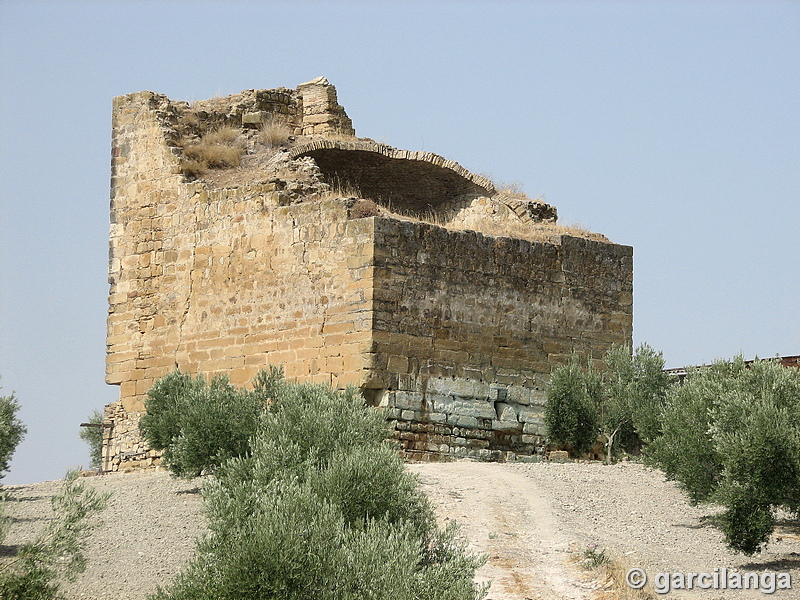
left=0, top=1, right=797, bottom=485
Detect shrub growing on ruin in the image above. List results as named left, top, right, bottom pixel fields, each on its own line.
left=647, top=356, right=800, bottom=554
left=150, top=375, right=487, bottom=600
left=0, top=389, right=26, bottom=482
left=180, top=126, right=244, bottom=178
left=79, top=409, right=104, bottom=470
left=0, top=470, right=109, bottom=599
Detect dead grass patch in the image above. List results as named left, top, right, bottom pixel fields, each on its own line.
left=324, top=130, right=358, bottom=141
left=496, top=180, right=528, bottom=198
left=387, top=209, right=608, bottom=244
left=180, top=159, right=208, bottom=180
left=494, top=220, right=608, bottom=244
left=312, top=179, right=364, bottom=203
left=183, top=111, right=200, bottom=127
left=259, top=116, right=293, bottom=148
left=180, top=126, right=244, bottom=178
left=348, top=198, right=382, bottom=219
left=202, top=126, right=240, bottom=146
left=573, top=545, right=656, bottom=600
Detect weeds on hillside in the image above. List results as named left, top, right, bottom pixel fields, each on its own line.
left=582, top=544, right=610, bottom=568
left=575, top=544, right=655, bottom=600
left=0, top=470, right=109, bottom=599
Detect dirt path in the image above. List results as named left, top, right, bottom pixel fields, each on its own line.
left=414, top=461, right=800, bottom=600
left=409, top=461, right=595, bottom=600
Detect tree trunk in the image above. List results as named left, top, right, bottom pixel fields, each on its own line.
left=605, top=426, right=621, bottom=465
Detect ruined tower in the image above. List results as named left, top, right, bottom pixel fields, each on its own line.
left=103, top=77, right=632, bottom=471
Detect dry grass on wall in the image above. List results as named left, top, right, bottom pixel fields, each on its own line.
left=395, top=207, right=608, bottom=245
left=258, top=116, right=294, bottom=149
left=323, top=189, right=609, bottom=245
left=180, top=126, right=244, bottom=178
left=491, top=220, right=609, bottom=244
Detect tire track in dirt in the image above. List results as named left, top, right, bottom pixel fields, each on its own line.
left=409, top=461, right=594, bottom=600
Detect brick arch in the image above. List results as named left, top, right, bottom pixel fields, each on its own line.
left=289, top=139, right=496, bottom=213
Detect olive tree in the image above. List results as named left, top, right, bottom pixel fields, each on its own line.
left=0, top=388, right=26, bottom=482
left=647, top=356, right=800, bottom=554
left=148, top=370, right=487, bottom=600
left=545, top=344, right=671, bottom=462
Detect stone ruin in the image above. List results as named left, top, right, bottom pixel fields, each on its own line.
left=102, top=76, right=633, bottom=472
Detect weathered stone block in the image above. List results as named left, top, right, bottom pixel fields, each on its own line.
left=447, top=414, right=479, bottom=428
left=435, top=394, right=476, bottom=415
left=507, top=385, right=547, bottom=406
left=492, top=419, right=521, bottom=431
left=522, top=422, right=540, bottom=435
left=428, top=412, right=446, bottom=424
left=517, top=405, right=544, bottom=423
left=452, top=397, right=496, bottom=419
left=429, top=394, right=454, bottom=414
left=242, top=111, right=267, bottom=126
left=495, top=402, right=518, bottom=422
left=426, top=377, right=491, bottom=399
left=392, top=390, right=424, bottom=411
left=387, top=407, right=402, bottom=419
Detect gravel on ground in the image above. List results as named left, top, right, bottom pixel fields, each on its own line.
left=2, top=460, right=799, bottom=600
left=2, top=470, right=206, bottom=600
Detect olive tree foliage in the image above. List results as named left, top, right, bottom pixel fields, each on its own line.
left=138, top=367, right=283, bottom=477
left=0, top=470, right=109, bottom=599
left=146, top=369, right=487, bottom=600
left=647, top=357, right=800, bottom=554
left=544, top=356, right=598, bottom=456
left=79, top=410, right=104, bottom=471
left=0, top=388, right=26, bottom=481
left=545, top=344, right=670, bottom=462
left=599, top=344, right=671, bottom=462
left=0, top=385, right=108, bottom=597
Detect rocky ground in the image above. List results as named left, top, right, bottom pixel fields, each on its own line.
left=2, top=461, right=799, bottom=599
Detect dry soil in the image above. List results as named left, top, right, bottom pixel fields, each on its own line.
left=2, top=461, right=799, bottom=599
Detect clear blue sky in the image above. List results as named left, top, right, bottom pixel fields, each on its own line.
left=0, top=1, right=797, bottom=485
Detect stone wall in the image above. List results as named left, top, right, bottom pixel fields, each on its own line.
left=103, top=79, right=632, bottom=471
left=297, top=76, right=355, bottom=136
left=105, top=86, right=367, bottom=471
left=365, top=219, right=632, bottom=460
left=104, top=183, right=376, bottom=470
